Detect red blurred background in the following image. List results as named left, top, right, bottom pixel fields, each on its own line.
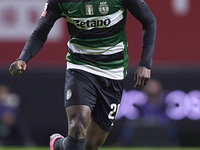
left=0, top=0, right=199, bottom=68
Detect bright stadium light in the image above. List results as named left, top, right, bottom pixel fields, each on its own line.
left=186, top=90, right=200, bottom=120
left=116, top=90, right=147, bottom=120
left=171, top=0, right=190, bottom=17
left=165, top=90, right=200, bottom=120
left=165, top=90, right=187, bottom=120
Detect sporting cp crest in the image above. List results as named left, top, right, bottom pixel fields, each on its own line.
left=66, top=89, right=72, bottom=100
left=99, top=1, right=109, bottom=15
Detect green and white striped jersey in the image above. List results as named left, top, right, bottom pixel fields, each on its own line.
left=57, top=0, right=128, bottom=80
left=19, top=0, right=156, bottom=80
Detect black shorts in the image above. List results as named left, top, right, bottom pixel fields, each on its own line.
left=64, top=69, right=123, bottom=132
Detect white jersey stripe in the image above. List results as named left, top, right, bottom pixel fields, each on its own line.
left=67, top=41, right=124, bottom=55
left=67, top=62, right=124, bottom=80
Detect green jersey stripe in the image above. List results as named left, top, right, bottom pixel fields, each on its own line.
left=66, top=52, right=125, bottom=69
left=69, top=30, right=126, bottom=48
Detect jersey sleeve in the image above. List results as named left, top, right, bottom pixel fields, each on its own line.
left=123, top=0, right=157, bottom=69
left=17, top=0, right=62, bottom=63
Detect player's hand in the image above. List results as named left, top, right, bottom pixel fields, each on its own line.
left=134, top=66, right=151, bottom=88
left=9, top=60, right=27, bottom=76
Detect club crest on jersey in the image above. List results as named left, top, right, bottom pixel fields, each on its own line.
left=66, top=89, right=72, bottom=100
left=99, top=1, right=109, bottom=15
left=86, top=5, right=94, bottom=15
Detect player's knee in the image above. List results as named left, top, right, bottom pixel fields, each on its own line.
left=67, top=105, right=91, bottom=138
left=69, top=121, right=86, bottom=138
left=68, top=114, right=90, bottom=138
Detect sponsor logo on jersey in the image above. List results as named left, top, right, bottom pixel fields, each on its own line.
left=68, top=9, right=79, bottom=14
left=99, top=1, right=109, bottom=15
left=41, top=2, right=48, bottom=17
left=86, top=5, right=94, bottom=15
left=73, top=18, right=111, bottom=28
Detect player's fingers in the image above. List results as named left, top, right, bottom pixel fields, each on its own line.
left=134, top=72, right=137, bottom=81
left=143, top=75, right=149, bottom=86
left=134, top=75, right=139, bottom=88
left=140, top=77, right=145, bottom=86
left=19, top=68, right=26, bottom=74
left=134, top=75, right=143, bottom=88
left=144, top=77, right=150, bottom=86
left=16, top=61, right=26, bottom=74
left=21, top=63, right=27, bottom=72
left=140, top=76, right=150, bottom=87
left=9, top=63, right=19, bottom=76
left=23, top=63, right=27, bottom=71
left=18, top=66, right=24, bottom=74
left=10, top=62, right=23, bottom=76
left=139, top=76, right=143, bottom=85
left=134, top=83, right=137, bottom=88
left=136, top=76, right=147, bottom=87
left=9, top=64, right=13, bottom=74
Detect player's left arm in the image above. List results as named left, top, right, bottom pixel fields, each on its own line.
left=17, top=0, right=62, bottom=63
left=9, top=0, right=62, bottom=76
left=123, top=0, right=157, bottom=87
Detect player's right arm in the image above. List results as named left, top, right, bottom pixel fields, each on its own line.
left=9, top=0, right=62, bottom=76
left=123, top=0, right=157, bottom=87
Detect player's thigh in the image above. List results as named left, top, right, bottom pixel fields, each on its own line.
left=85, top=118, right=109, bottom=150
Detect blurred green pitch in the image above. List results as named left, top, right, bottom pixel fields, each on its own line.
left=0, top=147, right=200, bottom=150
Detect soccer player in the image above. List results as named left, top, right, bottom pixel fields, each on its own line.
left=9, top=0, right=156, bottom=149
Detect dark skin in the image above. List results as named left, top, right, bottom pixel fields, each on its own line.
left=134, top=66, right=151, bottom=88
left=9, top=60, right=151, bottom=150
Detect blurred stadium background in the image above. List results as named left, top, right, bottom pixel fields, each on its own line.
left=0, top=0, right=200, bottom=148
